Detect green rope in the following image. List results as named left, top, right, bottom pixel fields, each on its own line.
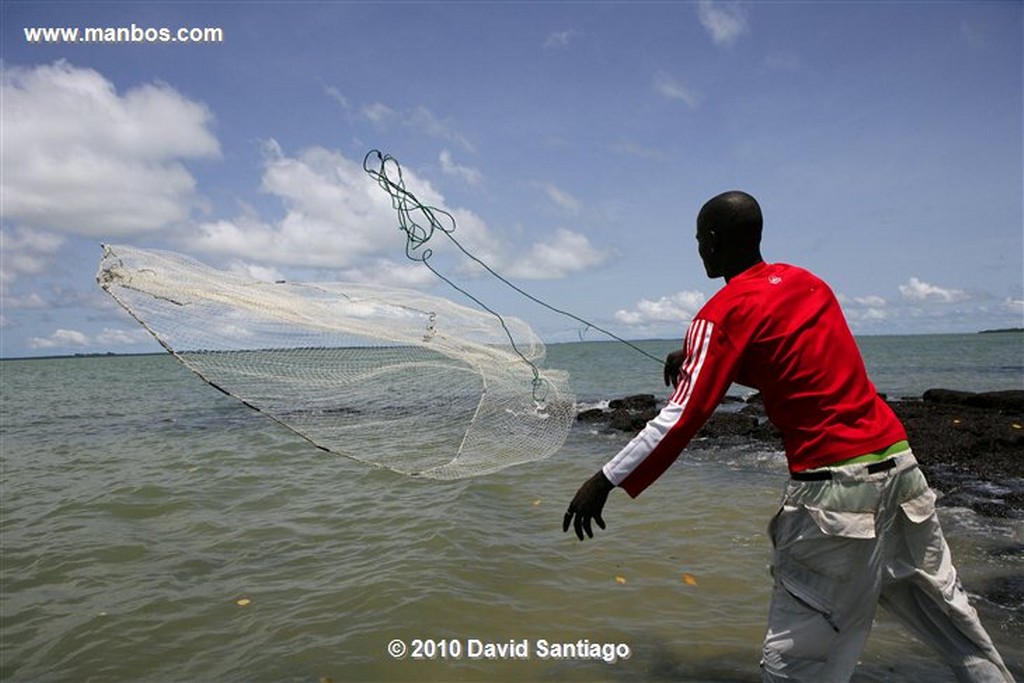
left=363, top=150, right=664, bottom=394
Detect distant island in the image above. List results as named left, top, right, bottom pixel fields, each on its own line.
left=978, top=327, right=1023, bottom=334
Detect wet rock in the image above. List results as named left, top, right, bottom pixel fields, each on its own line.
left=923, top=389, right=1024, bottom=412
left=608, top=394, right=658, bottom=412
left=977, top=574, right=1024, bottom=612
left=697, top=412, right=759, bottom=438
left=888, top=396, right=1023, bottom=518
left=576, top=407, right=607, bottom=423
left=577, top=393, right=782, bottom=443
left=607, top=394, right=659, bottom=432
left=579, top=387, right=1024, bottom=518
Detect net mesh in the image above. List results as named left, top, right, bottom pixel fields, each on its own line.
left=97, top=244, right=576, bottom=479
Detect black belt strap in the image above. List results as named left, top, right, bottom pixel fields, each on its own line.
left=791, top=457, right=902, bottom=481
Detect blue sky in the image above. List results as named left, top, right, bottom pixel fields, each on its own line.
left=2, top=1, right=1021, bottom=358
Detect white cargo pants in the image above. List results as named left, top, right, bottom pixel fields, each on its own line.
left=761, top=450, right=1014, bottom=682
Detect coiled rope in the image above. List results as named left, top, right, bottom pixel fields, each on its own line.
left=363, top=150, right=664, bottom=395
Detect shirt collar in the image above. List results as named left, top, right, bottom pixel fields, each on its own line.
left=729, top=260, right=770, bottom=283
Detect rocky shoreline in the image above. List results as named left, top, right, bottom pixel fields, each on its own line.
left=578, top=389, right=1024, bottom=518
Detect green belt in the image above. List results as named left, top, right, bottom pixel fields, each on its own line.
left=830, top=440, right=910, bottom=468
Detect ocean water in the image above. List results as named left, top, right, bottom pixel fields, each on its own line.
left=1, top=334, right=1021, bottom=682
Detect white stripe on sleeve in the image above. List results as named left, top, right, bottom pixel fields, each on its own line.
left=601, top=320, right=715, bottom=486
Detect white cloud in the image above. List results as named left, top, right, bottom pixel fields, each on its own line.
left=1001, top=298, right=1024, bottom=321
left=0, top=227, right=64, bottom=285
left=442, top=206, right=510, bottom=274
left=898, top=277, right=969, bottom=303
left=697, top=0, right=749, bottom=47
left=324, top=85, right=351, bottom=110
left=1, top=60, right=219, bottom=236
left=839, top=292, right=888, bottom=325
left=857, top=308, right=888, bottom=321
left=188, top=142, right=604, bottom=285
left=360, top=101, right=474, bottom=153
left=338, top=259, right=438, bottom=289
left=3, top=292, right=48, bottom=309
left=853, top=295, right=887, bottom=308
left=408, top=106, right=476, bottom=153
left=612, top=139, right=669, bottom=161
left=190, top=141, right=401, bottom=268
left=95, top=327, right=153, bottom=346
left=26, top=324, right=151, bottom=351
left=838, top=293, right=889, bottom=322
left=543, top=29, right=583, bottom=49
left=615, top=290, right=707, bottom=325
left=361, top=101, right=397, bottom=125
left=653, top=71, right=701, bottom=108
left=505, top=229, right=609, bottom=279
left=439, top=150, right=483, bottom=186
left=28, top=328, right=90, bottom=349
left=835, top=283, right=1023, bottom=334
left=227, top=261, right=286, bottom=283
left=540, top=183, right=582, bottom=216
left=1, top=226, right=63, bottom=334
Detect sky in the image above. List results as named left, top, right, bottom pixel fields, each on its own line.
left=1, top=1, right=1022, bottom=358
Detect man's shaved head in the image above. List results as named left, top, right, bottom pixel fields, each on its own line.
left=696, top=191, right=764, bottom=280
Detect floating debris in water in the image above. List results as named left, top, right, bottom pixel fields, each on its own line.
left=236, top=596, right=251, bottom=607
left=682, top=573, right=698, bottom=586
left=615, top=576, right=626, bottom=585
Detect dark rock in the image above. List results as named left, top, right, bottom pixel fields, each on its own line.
left=887, top=397, right=1024, bottom=517
left=596, top=394, right=659, bottom=432
left=739, top=402, right=767, bottom=417
left=976, top=572, right=1024, bottom=634
left=922, top=388, right=977, bottom=406
left=923, top=389, right=1024, bottom=412
left=977, top=574, right=1024, bottom=611
left=608, top=394, right=658, bottom=411
left=576, top=408, right=606, bottom=423
left=609, top=411, right=649, bottom=432
left=579, top=388, right=1024, bottom=518
left=697, top=413, right=761, bottom=438
left=888, top=399, right=1023, bottom=468
left=578, top=393, right=783, bottom=443
left=989, top=544, right=1024, bottom=559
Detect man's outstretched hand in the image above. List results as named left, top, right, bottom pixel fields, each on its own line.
left=563, top=470, right=615, bottom=541
left=663, top=348, right=687, bottom=388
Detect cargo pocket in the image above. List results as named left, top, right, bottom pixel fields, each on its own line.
left=804, top=505, right=876, bottom=540
left=772, top=503, right=876, bottom=630
left=777, top=573, right=841, bottom=634
left=898, top=487, right=937, bottom=524
left=787, top=506, right=875, bottom=579
left=897, top=487, right=943, bottom=572
left=770, top=519, right=845, bottom=646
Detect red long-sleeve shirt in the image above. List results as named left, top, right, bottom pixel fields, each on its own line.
left=603, top=261, right=908, bottom=498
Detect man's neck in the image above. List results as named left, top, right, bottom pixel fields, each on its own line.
left=723, top=257, right=765, bottom=283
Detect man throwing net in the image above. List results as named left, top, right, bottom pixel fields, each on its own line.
left=563, top=191, right=1013, bottom=682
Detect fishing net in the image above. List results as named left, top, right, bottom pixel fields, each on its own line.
left=97, top=244, right=575, bottom=479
